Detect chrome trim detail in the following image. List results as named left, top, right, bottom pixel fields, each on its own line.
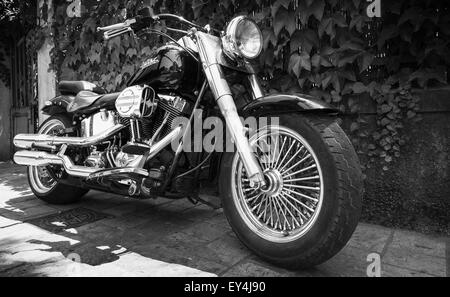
left=81, top=110, right=118, bottom=138
left=247, top=74, right=264, bottom=100
left=14, top=124, right=125, bottom=149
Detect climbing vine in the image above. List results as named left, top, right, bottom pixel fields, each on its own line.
left=1, top=0, right=450, bottom=170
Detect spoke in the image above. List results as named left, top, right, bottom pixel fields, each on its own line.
left=275, top=139, right=296, bottom=171
left=283, top=188, right=319, bottom=202
left=281, top=154, right=312, bottom=177
left=282, top=190, right=315, bottom=214
left=283, top=175, right=320, bottom=183
left=283, top=184, right=320, bottom=191
left=246, top=192, right=263, bottom=203
left=255, top=144, right=270, bottom=170
left=278, top=193, right=309, bottom=222
left=269, top=133, right=280, bottom=168
left=273, top=196, right=291, bottom=230
left=283, top=163, right=316, bottom=179
left=273, top=136, right=287, bottom=169
left=277, top=144, right=305, bottom=173
left=272, top=196, right=282, bottom=230
left=277, top=194, right=299, bottom=228
left=252, top=194, right=267, bottom=212
left=258, top=195, right=270, bottom=220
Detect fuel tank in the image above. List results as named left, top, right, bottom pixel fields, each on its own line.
left=127, top=43, right=201, bottom=100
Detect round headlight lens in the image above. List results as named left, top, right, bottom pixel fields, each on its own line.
left=224, top=16, right=263, bottom=59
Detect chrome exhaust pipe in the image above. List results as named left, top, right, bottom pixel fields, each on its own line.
left=14, top=124, right=125, bottom=150
left=13, top=126, right=184, bottom=178
left=14, top=150, right=97, bottom=178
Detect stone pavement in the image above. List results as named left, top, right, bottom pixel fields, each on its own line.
left=0, top=162, right=448, bottom=277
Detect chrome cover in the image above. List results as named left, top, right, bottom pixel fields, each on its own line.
left=115, top=85, right=156, bottom=118
left=81, top=110, right=118, bottom=138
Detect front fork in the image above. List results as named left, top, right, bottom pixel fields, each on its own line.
left=196, top=32, right=265, bottom=188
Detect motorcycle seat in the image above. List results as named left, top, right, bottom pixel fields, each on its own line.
left=67, top=91, right=120, bottom=113
left=59, top=80, right=106, bottom=95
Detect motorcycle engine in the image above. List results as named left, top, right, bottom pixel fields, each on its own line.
left=80, top=88, right=191, bottom=170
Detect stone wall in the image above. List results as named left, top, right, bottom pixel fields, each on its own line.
left=342, top=87, right=450, bottom=234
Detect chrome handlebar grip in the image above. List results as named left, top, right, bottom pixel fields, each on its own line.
left=103, top=27, right=132, bottom=40
left=97, top=19, right=136, bottom=40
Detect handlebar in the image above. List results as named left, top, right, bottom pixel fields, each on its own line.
left=96, top=13, right=212, bottom=41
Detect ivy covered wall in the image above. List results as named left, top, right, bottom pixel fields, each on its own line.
left=33, top=0, right=449, bottom=170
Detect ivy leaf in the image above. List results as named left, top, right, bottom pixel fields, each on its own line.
left=298, top=0, right=325, bottom=25
left=311, top=54, right=321, bottom=68
left=309, top=0, right=325, bottom=22
left=271, top=0, right=292, bottom=17
left=352, top=82, right=367, bottom=94
left=377, top=24, right=398, bottom=49
left=274, top=7, right=289, bottom=36
left=322, top=72, right=332, bottom=88
left=318, top=17, right=334, bottom=38
left=358, top=53, right=374, bottom=73
left=289, top=52, right=311, bottom=77
left=262, top=28, right=277, bottom=50
left=350, top=122, right=359, bottom=132
left=349, top=14, right=366, bottom=32
left=290, top=29, right=319, bottom=54
left=126, top=48, right=137, bottom=58
left=337, top=52, right=360, bottom=67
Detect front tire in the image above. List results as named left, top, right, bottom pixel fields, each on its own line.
left=27, top=114, right=88, bottom=205
left=219, top=114, right=363, bottom=269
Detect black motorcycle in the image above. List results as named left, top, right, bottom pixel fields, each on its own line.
left=13, top=8, right=363, bottom=269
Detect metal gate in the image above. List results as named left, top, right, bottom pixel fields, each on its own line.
left=10, top=36, right=37, bottom=156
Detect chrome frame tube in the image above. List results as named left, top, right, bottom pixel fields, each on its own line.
left=195, top=31, right=265, bottom=187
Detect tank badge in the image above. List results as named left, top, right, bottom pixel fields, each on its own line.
left=141, top=57, right=159, bottom=69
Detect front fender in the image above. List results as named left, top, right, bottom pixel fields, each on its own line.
left=41, top=95, right=74, bottom=115
left=240, top=93, right=339, bottom=117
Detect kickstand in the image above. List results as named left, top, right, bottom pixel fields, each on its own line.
left=188, top=195, right=221, bottom=210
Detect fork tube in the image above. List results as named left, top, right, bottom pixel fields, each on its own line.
left=195, top=32, right=265, bottom=187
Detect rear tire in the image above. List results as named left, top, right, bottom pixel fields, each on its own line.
left=27, top=114, right=88, bottom=205
left=219, top=114, right=363, bottom=269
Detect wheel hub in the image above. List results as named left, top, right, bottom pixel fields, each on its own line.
left=261, top=169, right=284, bottom=197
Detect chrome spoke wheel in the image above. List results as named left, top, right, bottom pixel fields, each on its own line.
left=232, top=125, right=324, bottom=243
left=28, top=119, right=64, bottom=194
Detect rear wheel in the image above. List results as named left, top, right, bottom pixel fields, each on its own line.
left=27, top=115, right=88, bottom=205
left=219, top=114, right=363, bottom=269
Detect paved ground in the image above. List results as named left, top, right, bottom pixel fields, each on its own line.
left=0, top=162, right=448, bottom=277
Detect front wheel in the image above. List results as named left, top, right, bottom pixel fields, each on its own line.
left=219, top=114, right=363, bottom=269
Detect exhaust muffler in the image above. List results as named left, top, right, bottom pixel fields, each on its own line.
left=14, top=150, right=97, bottom=178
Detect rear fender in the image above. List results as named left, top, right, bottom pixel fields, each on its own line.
left=41, top=95, right=73, bottom=116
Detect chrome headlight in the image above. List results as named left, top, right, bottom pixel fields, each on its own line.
left=222, top=16, right=263, bottom=60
